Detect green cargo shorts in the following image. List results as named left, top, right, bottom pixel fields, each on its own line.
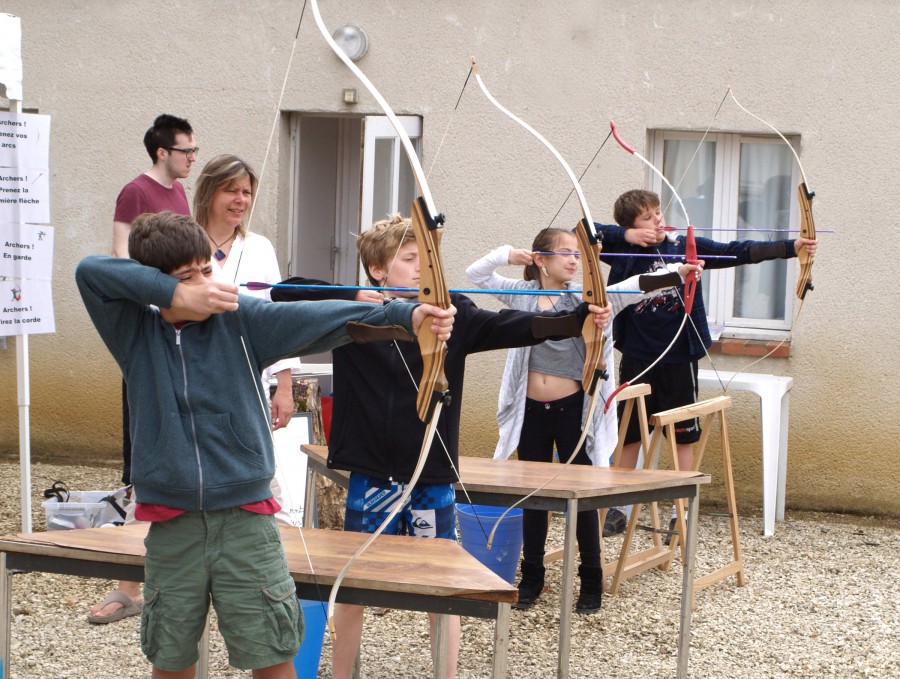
left=141, top=508, right=303, bottom=671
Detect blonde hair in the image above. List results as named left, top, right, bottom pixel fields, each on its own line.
left=193, top=154, right=258, bottom=238
left=356, top=214, right=416, bottom=285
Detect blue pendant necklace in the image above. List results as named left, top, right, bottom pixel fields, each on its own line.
left=209, top=231, right=236, bottom=261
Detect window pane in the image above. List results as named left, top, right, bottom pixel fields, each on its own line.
left=398, top=137, right=419, bottom=218
left=733, top=142, right=793, bottom=320
left=372, top=137, right=395, bottom=223
left=662, top=139, right=716, bottom=309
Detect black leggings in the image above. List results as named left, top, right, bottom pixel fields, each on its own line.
left=516, top=390, right=601, bottom=568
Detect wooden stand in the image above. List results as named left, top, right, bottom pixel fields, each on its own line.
left=609, top=396, right=746, bottom=597
left=645, top=396, right=747, bottom=598
left=603, top=384, right=677, bottom=595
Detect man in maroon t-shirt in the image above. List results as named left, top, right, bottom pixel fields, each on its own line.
left=111, top=113, right=196, bottom=256
left=90, top=114, right=197, bottom=625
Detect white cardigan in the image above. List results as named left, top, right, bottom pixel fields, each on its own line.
left=465, top=245, right=679, bottom=466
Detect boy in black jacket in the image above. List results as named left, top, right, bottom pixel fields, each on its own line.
left=272, top=214, right=610, bottom=679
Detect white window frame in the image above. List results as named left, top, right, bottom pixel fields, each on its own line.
left=359, top=115, right=422, bottom=285
left=649, top=130, right=801, bottom=340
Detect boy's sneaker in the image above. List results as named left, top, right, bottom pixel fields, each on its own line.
left=602, top=508, right=627, bottom=537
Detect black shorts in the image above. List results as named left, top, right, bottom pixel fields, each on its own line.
left=617, top=356, right=701, bottom=445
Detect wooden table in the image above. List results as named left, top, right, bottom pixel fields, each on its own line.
left=0, top=524, right=516, bottom=679
left=302, top=444, right=709, bottom=679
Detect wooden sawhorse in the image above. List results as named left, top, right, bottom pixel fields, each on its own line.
left=601, top=383, right=675, bottom=594
left=610, top=395, right=746, bottom=598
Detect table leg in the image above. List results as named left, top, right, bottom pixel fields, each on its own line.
left=776, top=390, right=791, bottom=523
left=557, top=499, right=578, bottom=679
left=492, top=602, right=510, bottom=679
left=304, top=466, right=318, bottom=529
left=759, top=386, right=781, bottom=537
left=196, top=610, right=210, bottom=678
left=433, top=613, right=448, bottom=679
left=1, top=553, right=10, bottom=679
left=676, top=486, right=699, bottom=679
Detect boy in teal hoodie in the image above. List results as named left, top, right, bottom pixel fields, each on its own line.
left=76, top=211, right=454, bottom=679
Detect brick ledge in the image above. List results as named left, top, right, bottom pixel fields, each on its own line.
left=709, top=337, right=791, bottom=358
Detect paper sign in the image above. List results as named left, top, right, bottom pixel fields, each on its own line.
left=0, top=276, right=55, bottom=336
left=0, top=14, right=23, bottom=101
left=0, top=167, right=50, bottom=224
left=0, top=222, right=54, bottom=279
left=0, top=112, right=51, bottom=168
left=271, top=413, right=312, bottom=524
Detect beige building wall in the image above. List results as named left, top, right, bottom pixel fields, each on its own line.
left=2, top=1, right=897, bottom=516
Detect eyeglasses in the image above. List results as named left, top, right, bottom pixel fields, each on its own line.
left=166, top=146, right=200, bottom=158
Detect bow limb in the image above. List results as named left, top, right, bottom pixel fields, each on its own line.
left=728, top=90, right=816, bottom=301
left=310, top=0, right=451, bottom=639
left=471, top=57, right=611, bottom=544
left=471, top=57, right=608, bottom=394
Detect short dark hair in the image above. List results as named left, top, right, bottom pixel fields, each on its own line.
left=613, top=189, right=660, bottom=228
left=128, top=211, right=212, bottom=274
left=143, top=114, right=193, bottom=163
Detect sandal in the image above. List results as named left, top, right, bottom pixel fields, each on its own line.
left=86, top=590, right=143, bottom=624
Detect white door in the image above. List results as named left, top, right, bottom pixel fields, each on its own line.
left=289, top=114, right=421, bottom=287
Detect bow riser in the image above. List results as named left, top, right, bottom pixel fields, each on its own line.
left=683, top=225, right=698, bottom=314
left=796, top=182, right=815, bottom=300
left=573, top=218, right=608, bottom=393
left=411, top=196, right=451, bottom=420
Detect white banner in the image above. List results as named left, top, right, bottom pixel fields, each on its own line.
left=0, top=112, right=51, bottom=168
left=0, top=167, right=50, bottom=224
left=0, top=14, right=23, bottom=101
left=0, top=276, right=55, bottom=336
left=0, top=222, right=54, bottom=279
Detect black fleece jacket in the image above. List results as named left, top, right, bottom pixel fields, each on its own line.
left=272, top=278, right=590, bottom=483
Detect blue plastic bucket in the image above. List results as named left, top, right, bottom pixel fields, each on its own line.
left=457, top=504, right=523, bottom=583
left=294, top=599, right=327, bottom=679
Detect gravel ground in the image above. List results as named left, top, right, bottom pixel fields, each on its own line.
left=2, top=459, right=899, bottom=678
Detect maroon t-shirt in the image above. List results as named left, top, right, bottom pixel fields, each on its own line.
left=113, top=173, right=190, bottom=223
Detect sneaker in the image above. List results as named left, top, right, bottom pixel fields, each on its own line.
left=602, top=508, right=627, bottom=537
left=663, top=517, right=677, bottom=546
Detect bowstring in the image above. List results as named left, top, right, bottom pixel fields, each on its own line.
left=645, top=91, right=733, bottom=395
left=237, top=323, right=327, bottom=619
left=236, top=0, right=328, bottom=621
left=391, top=339, right=491, bottom=542
left=361, top=65, right=490, bottom=538
left=425, top=65, right=474, bottom=181
left=380, top=63, right=473, bottom=297
left=230, top=1, right=308, bottom=282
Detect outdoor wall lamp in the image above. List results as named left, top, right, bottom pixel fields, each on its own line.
left=332, top=24, right=368, bottom=61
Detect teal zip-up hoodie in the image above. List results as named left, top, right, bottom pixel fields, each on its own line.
left=76, top=255, right=417, bottom=511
